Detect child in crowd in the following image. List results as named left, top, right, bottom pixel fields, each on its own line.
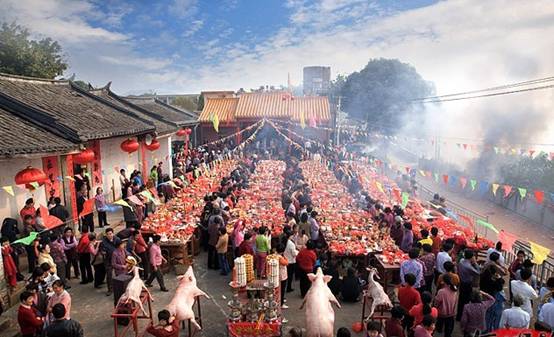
left=146, top=309, right=179, bottom=337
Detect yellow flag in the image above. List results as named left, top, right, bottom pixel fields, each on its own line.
left=2, top=186, right=14, bottom=196
left=419, top=170, right=426, bottom=177
left=529, top=241, right=550, bottom=264
left=300, top=111, right=306, bottom=129
left=30, top=182, right=40, bottom=189
left=492, top=183, right=499, bottom=196
left=375, top=181, right=384, bottom=194
left=211, top=113, right=219, bottom=133
left=113, top=199, right=132, bottom=208
left=66, top=175, right=75, bottom=181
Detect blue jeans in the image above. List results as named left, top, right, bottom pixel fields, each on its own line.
left=218, top=253, right=230, bottom=275
left=485, top=292, right=505, bottom=332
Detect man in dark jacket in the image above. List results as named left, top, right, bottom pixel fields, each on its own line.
left=102, top=228, right=121, bottom=296
left=49, top=198, right=69, bottom=223
left=44, top=303, right=83, bottom=337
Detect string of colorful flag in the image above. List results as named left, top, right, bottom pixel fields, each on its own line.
left=275, top=119, right=554, bottom=161
left=364, top=159, right=552, bottom=264
left=201, top=119, right=264, bottom=147
left=267, top=120, right=309, bottom=153
left=371, top=158, right=554, bottom=205
left=229, top=120, right=266, bottom=153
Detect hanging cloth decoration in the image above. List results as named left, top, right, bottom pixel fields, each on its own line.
left=459, top=177, right=467, bottom=189
left=503, top=185, right=512, bottom=198
left=14, top=232, right=39, bottom=245
left=529, top=241, right=551, bottom=264
left=470, top=179, right=477, bottom=191
left=476, top=219, right=499, bottom=234
left=401, top=192, right=409, bottom=208
left=491, top=183, right=499, bottom=196
left=518, top=187, right=527, bottom=200
left=498, top=230, right=518, bottom=251
left=534, top=190, right=544, bottom=204
left=211, top=113, right=220, bottom=133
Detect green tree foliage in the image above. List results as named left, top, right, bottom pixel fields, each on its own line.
left=498, top=154, right=554, bottom=192
left=0, top=22, right=68, bottom=78
left=197, top=94, right=205, bottom=110
left=332, top=58, right=434, bottom=133
left=172, top=96, right=198, bottom=111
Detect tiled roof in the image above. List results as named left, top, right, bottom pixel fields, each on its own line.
left=199, top=97, right=238, bottom=123
left=89, top=86, right=178, bottom=136
left=199, top=91, right=331, bottom=123
left=0, top=106, right=77, bottom=156
left=123, top=96, right=198, bottom=126
left=0, top=73, right=155, bottom=141
left=235, top=92, right=291, bottom=119
left=289, top=96, right=331, bottom=123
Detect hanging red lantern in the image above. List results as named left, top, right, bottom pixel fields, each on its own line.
left=145, top=139, right=160, bottom=151
left=120, top=138, right=139, bottom=153
left=72, top=148, right=95, bottom=164
left=184, top=127, right=192, bottom=135
left=15, top=166, right=48, bottom=189
left=176, top=129, right=187, bottom=137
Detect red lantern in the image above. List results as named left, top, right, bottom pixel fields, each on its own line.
left=120, top=138, right=139, bottom=153
left=185, top=128, right=192, bottom=135
left=145, top=139, right=160, bottom=151
left=73, top=148, right=95, bottom=164
left=176, top=129, right=187, bottom=137
left=15, top=166, right=48, bottom=189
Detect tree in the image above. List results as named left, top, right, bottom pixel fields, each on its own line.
left=172, top=96, right=198, bottom=111
left=332, top=58, right=434, bottom=134
left=0, top=22, right=68, bottom=78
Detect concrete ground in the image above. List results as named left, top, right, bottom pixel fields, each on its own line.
left=2, top=250, right=367, bottom=337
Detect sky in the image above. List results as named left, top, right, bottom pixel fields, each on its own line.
left=2, top=0, right=554, bottom=148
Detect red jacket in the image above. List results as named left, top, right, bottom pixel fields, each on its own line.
left=238, top=240, right=254, bottom=257
left=296, top=248, right=316, bottom=273
left=398, top=285, right=421, bottom=312
left=18, top=305, right=43, bottom=335
left=146, top=318, right=180, bottom=337
left=134, top=234, right=148, bottom=254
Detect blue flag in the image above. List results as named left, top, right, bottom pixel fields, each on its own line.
left=479, top=181, right=489, bottom=194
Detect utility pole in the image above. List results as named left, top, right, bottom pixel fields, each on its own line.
left=335, top=96, right=342, bottom=146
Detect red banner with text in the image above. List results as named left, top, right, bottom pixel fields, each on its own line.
left=227, top=322, right=281, bottom=337
left=42, top=156, right=61, bottom=198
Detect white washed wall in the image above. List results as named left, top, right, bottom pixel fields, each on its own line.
left=99, top=137, right=140, bottom=201
left=0, top=157, right=47, bottom=222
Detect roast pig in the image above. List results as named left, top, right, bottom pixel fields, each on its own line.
left=364, top=267, right=392, bottom=322
left=167, top=266, right=209, bottom=330
left=300, top=267, right=341, bottom=337
left=117, top=266, right=152, bottom=315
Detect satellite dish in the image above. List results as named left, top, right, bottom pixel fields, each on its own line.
left=145, top=134, right=153, bottom=145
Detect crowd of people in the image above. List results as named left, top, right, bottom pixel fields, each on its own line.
left=1, top=136, right=554, bottom=337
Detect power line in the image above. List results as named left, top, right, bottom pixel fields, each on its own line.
left=418, top=84, right=554, bottom=103
left=412, top=75, right=554, bottom=101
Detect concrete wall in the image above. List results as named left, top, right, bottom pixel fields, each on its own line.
left=0, top=157, right=47, bottom=223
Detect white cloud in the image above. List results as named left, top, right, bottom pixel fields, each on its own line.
left=0, top=0, right=127, bottom=43
left=98, top=55, right=171, bottom=71
left=183, top=20, right=204, bottom=37
left=169, top=0, right=198, bottom=18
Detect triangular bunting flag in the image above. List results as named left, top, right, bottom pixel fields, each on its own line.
left=14, top=232, right=39, bottom=245
left=113, top=199, right=132, bottom=208
left=66, top=176, right=75, bottom=181
left=30, top=182, right=40, bottom=189
left=405, top=167, right=411, bottom=174
left=529, top=241, right=551, bottom=264
left=493, top=147, right=499, bottom=154
left=517, top=187, right=527, bottom=199
left=503, top=185, right=512, bottom=198
left=491, top=183, right=499, bottom=196
left=79, top=199, right=94, bottom=218
left=375, top=181, right=384, bottom=194
left=40, top=205, right=63, bottom=229
left=419, top=170, right=426, bottom=177
left=401, top=192, right=409, bottom=208
left=128, top=195, right=144, bottom=206
left=479, top=181, right=489, bottom=194
left=476, top=219, right=499, bottom=234
left=470, top=179, right=477, bottom=191
left=529, top=150, right=535, bottom=157
left=498, top=230, right=518, bottom=251
left=442, top=175, right=449, bottom=185
left=2, top=186, right=14, bottom=196
left=433, top=173, right=439, bottom=182
left=459, top=177, right=467, bottom=189
left=534, top=190, right=544, bottom=204
left=462, top=144, right=468, bottom=150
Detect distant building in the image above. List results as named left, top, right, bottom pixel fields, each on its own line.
left=303, top=66, right=331, bottom=95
